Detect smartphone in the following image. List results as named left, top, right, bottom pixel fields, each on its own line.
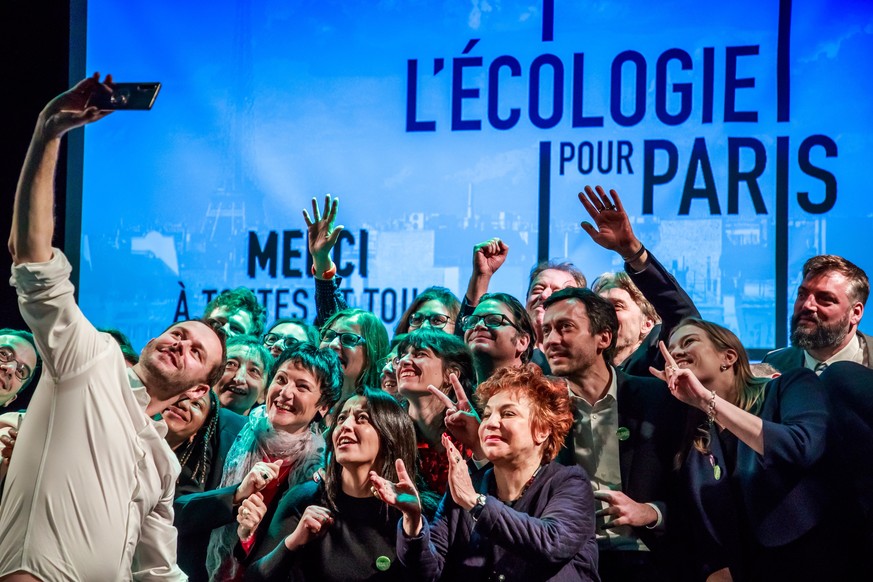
left=92, top=82, right=161, bottom=110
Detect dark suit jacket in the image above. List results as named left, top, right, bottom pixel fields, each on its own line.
left=618, top=250, right=700, bottom=377
left=174, top=408, right=246, bottom=582
left=761, top=331, right=873, bottom=373
left=556, top=370, right=685, bottom=566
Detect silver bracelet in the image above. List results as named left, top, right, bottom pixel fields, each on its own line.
left=706, top=390, right=717, bottom=426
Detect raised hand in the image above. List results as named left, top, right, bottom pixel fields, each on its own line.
left=369, top=459, right=423, bottom=536
left=236, top=492, right=268, bottom=541
left=234, top=459, right=283, bottom=503
left=427, top=373, right=483, bottom=459
left=443, top=434, right=478, bottom=510
left=39, top=73, right=115, bottom=140
left=303, top=194, right=344, bottom=277
left=284, top=505, right=334, bottom=550
left=578, top=185, right=642, bottom=260
left=472, top=238, right=509, bottom=278
left=650, top=341, right=711, bottom=411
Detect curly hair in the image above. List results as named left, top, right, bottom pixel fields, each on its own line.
left=204, top=287, right=267, bottom=337
left=475, top=363, right=573, bottom=463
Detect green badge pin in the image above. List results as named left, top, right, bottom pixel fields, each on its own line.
left=376, top=556, right=391, bottom=572
left=616, top=427, right=630, bottom=441
left=713, top=465, right=722, bottom=480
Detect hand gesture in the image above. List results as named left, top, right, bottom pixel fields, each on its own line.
left=472, top=238, right=508, bottom=278
left=443, top=434, right=478, bottom=511
left=578, top=185, right=641, bottom=259
left=235, top=459, right=283, bottom=502
left=369, top=459, right=423, bottom=536
left=236, top=492, right=268, bottom=541
left=0, top=428, right=17, bottom=465
left=427, top=374, right=483, bottom=459
left=39, top=73, right=115, bottom=140
left=650, top=341, right=712, bottom=411
left=303, top=194, right=344, bottom=275
left=285, top=505, right=334, bottom=550
left=594, top=489, right=659, bottom=529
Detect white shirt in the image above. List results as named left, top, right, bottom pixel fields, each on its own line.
left=803, top=333, right=864, bottom=374
left=0, top=250, right=186, bottom=581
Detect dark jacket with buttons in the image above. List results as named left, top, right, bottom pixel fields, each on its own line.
left=396, top=462, right=600, bottom=582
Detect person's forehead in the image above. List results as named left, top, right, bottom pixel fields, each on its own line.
left=802, top=271, right=852, bottom=296
left=340, top=394, right=368, bottom=413
left=275, top=360, right=320, bottom=383
left=544, top=298, right=588, bottom=321
left=485, top=388, right=529, bottom=409
left=601, top=287, right=637, bottom=307
left=473, top=299, right=513, bottom=319
left=227, top=344, right=265, bottom=367
left=0, top=335, right=37, bottom=366
left=271, top=322, right=307, bottom=341
left=414, top=299, right=450, bottom=315
left=669, top=324, right=701, bottom=346
left=534, top=269, right=576, bottom=288
left=330, top=316, right=362, bottom=334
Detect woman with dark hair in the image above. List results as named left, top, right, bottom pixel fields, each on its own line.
left=652, top=317, right=850, bottom=581
left=320, top=308, right=389, bottom=398
left=175, top=343, right=343, bottom=581
left=371, top=364, right=599, bottom=581
left=394, top=329, right=475, bottom=494
left=394, top=286, right=461, bottom=336
left=263, top=317, right=320, bottom=358
left=242, top=388, right=419, bottom=581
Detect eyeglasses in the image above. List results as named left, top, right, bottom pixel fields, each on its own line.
left=461, top=313, right=518, bottom=331
left=263, top=333, right=301, bottom=349
left=408, top=313, right=450, bottom=329
left=0, top=347, right=32, bottom=383
left=321, top=329, right=366, bottom=348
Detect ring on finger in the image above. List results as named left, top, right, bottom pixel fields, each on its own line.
left=242, top=508, right=250, bottom=517
left=260, top=471, right=270, bottom=480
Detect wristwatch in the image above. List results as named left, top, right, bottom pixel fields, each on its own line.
left=469, top=494, right=487, bottom=521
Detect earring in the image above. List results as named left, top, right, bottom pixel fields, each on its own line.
left=719, top=363, right=729, bottom=372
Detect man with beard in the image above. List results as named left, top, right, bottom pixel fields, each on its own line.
left=0, top=75, right=226, bottom=581
left=763, top=255, right=871, bottom=373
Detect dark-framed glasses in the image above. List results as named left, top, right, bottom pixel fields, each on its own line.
left=263, top=333, right=301, bottom=349
left=408, top=312, right=450, bottom=329
left=321, top=329, right=367, bottom=348
left=461, top=313, right=518, bottom=331
left=0, top=347, right=32, bottom=383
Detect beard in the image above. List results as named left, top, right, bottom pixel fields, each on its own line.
left=790, top=311, right=851, bottom=350
left=139, top=344, right=196, bottom=401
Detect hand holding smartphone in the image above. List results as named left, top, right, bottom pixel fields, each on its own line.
left=91, top=82, right=161, bottom=110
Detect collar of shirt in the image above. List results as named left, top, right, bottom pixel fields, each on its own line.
left=568, top=366, right=618, bottom=412
left=126, top=367, right=169, bottom=438
left=804, top=332, right=863, bottom=372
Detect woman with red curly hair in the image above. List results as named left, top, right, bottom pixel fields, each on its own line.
left=371, top=363, right=599, bottom=581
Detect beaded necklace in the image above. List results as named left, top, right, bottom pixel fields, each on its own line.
left=498, top=464, right=544, bottom=508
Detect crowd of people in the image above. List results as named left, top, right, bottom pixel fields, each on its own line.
left=0, top=75, right=871, bottom=582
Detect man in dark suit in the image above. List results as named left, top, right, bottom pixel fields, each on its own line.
left=543, top=287, right=685, bottom=582
left=764, top=255, right=871, bottom=373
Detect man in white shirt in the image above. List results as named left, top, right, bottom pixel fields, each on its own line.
left=763, top=255, right=871, bottom=373
left=0, top=74, right=226, bottom=581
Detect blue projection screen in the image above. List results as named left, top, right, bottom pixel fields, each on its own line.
left=76, top=0, right=873, bottom=353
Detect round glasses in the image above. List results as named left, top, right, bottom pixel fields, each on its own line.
left=408, top=312, right=450, bottom=329
left=460, top=313, right=518, bottom=331
left=0, top=346, right=32, bottom=383
left=263, top=333, right=301, bottom=349
left=321, top=329, right=367, bottom=348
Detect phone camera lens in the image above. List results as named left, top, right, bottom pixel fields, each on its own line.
left=110, top=88, right=131, bottom=106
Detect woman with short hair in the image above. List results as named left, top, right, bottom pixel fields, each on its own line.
left=372, top=364, right=599, bottom=581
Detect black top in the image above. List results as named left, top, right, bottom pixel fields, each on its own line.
left=244, top=480, right=410, bottom=582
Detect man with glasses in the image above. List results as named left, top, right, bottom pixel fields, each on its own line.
left=0, top=330, right=39, bottom=410
left=460, top=293, right=534, bottom=383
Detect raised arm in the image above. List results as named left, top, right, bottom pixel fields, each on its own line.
left=454, top=238, right=508, bottom=337
left=303, top=194, right=349, bottom=328
left=10, top=74, right=113, bottom=265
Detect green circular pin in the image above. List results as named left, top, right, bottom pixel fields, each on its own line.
left=376, top=556, right=391, bottom=571
left=616, top=427, right=630, bottom=441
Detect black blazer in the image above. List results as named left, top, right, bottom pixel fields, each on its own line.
left=556, top=369, right=685, bottom=559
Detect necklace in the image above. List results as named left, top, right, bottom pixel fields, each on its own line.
left=502, top=465, right=543, bottom=507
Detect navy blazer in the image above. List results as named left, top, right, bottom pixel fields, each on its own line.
left=397, top=462, right=600, bottom=582
left=761, top=331, right=873, bottom=373
left=678, top=368, right=833, bottom=578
